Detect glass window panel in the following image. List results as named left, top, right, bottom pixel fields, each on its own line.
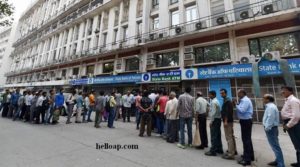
left=103, top=62, right=114, bottom=73
left=195, top=43, right=230, bottom=63
left=125, top=58, right=139, bottom=71
left=155, top=51, right=179, bottom=67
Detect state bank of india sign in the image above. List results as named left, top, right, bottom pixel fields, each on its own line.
left=151, top=70, right=181, bottom=82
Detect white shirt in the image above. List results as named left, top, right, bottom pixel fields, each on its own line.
left=122, top=94, right=133, bottom=108
left=25, top=94, right=33, bottom=106
left=195, top=97, right=208, bottom=114
left=36, top=96, right=45, bottom=107
left=165, top=98, right=179, bottom=120
left=281, top=95, right=300, bottom=128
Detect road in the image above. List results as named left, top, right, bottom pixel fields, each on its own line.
left=0, top=115, right=296, bottom=167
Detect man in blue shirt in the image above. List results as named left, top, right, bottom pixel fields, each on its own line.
left=263, top=94, right=284, bottom=167
left=53, top=88, right=64, bottom=124
left=11, top=88, right=21, bottom=119
left=234, top=89, right=254, bottom=166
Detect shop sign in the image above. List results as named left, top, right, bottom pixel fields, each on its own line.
left=92, top=74, right=142, bottom=84
left=151, top=70, right=181, bottom=82
left=197, top=58, right=300, bottom=79
left=182, top=68, right=198, bottom=80
left=69, top=78, right=89, bottom=85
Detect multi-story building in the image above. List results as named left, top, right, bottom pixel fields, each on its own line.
left=0, top=27, right=13, bottom=88
left=5, top=0, right=300, bottom=121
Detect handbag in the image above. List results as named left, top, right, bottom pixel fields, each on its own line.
left=192, top=120, right=201, bottom=147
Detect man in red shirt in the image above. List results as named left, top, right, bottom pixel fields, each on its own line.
left=156, top=91, right=169, bottom=136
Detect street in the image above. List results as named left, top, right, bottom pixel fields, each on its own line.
left=0, top=115, right=296, bottom=167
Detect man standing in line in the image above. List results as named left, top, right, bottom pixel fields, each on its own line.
left=87, top=90, right=95, bottom=122
left=138, top=90, right=153, bottom=137
left=75, top=91, right=83, bottom=123
left=53, top=88, right=64, bottom=124
left=135, top=91, right=142, bottom=130
left=1, top=89, right=11, bottom=117
left=122, top=91, right=133, bottom=122
left=107, top=92, right=116, bottom=128
left=11, top=89, right=21, bottom=119
left=263, top=94, right=285, bottom=167
left=220, top=88, right=237, bottom=160
left=30, top=91, right=39, bottom=123
left=35, top=91, right=46, bottom=124
left=281, top=86, right=300, bottom=167
left=24, top=90, right=33, bottom=122
left=66, top=90, right=77, bottom=124
left=234, top=89, right=255, bottom=166
left=165, top=91, right=179, bottom=143
left=195, top=92, right=209, bottom=149
left=95, top=91, right=105, bottom=128
left=205, top=90, right=223, bottom=156
left=156, top=91, right=169, bottom=137
left=114, top=91, right=122, bottom=121
left=177, top=87, right=194, bottom=149
left=14, top=91, right=26, bottom=121
left=45, top=89, right=55, bottom=124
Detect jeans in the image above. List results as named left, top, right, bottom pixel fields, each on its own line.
left=12, top=105, right=20, bottom=120
left=45, top=105, right=54, bottom=123
left=139, top=113, right=152, bottom=136
left=265, top=126, right=285, bottom=167
left=135, top=108, right=141, bottom=128
left=179, top=117, right=193, bottom=145
left=108, top=108, right=115, bottom=128
left=167, top=119, right=179, bottom=143
left=123, top=107, right=131, bottom=122
left=87, top=105, right=94, bottom=121
left=95, top=109, right=103, bottom=126
left=156, top=112, right=165, bottom=134
left=198, top=113, right=208, bottom=147
left=285, top=120, right=300, bottom=166
left=240, top=119, right=255, bottom=162
left=66, top=104, right=74, bottom=123
left=210, top=118, right=223, bottom=153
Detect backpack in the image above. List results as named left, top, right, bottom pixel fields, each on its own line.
left=105, top=97, right=112, bottom=112
left=42, top=97, right=50, bottom=110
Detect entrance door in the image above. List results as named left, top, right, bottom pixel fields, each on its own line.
left=209, top=79, right=232, bottom=106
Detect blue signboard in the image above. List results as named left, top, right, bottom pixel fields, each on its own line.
left=92, top=74, right=142, bottom=84
left=198, top=58, right=300, bottom=79
left=70, top=78, right=89, bottom=85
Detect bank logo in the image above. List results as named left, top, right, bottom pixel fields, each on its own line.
left=185, top=70, right=194, bottom=79
left=182, top=69, right=198, bottom=80
left=142, top=73, right=151, bottom=82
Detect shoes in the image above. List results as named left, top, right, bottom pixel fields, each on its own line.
left=238, top=159, right=251, bottom=166
left=216, top=150, right=224, bottom=154
left=95, top=125, right=100, bottom=128
left=136, top=127, right=139, bottom=130
left=87, top=119, right=93, bottom=122
left=75, top=121, right=81, bottom=123
left=166, top=140, right=174, bottom=143
left=227, top=150, right=238, bottom=155
left=222, top=154, right=235, bottom=160
left=267, top=161, right=277, bottom=166
left=186, top=144, right=193, bottom=148
left=138, top=134, right=143, bottom=137
left=177, top=144, right=186, bottom=149
left=195, top=146, right=205, bottom=150
left=291, top=163, right=300, bottom=167
left=66, top=121, right=72, bottom=124
left=205, top=151, right=217, bottom=156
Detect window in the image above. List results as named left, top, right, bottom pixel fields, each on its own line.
left=74, top=24, right=79, bottom=40
left=82, top=21, right=86, bottom=37
left=103, top=62, right=114, bottom=73
left=73, top=68, right=79, bottom=75
left=94, top=35, right=99, bottom=48
left=136, top=0, right=143, bottom=17
left=113, top=29, right=118, bottom=43
left=155, top=51, right=179, bottom=67
left=170, top=0, right=178, bottom=5
left=62, top=69, right=67, bottom=78
left=152, top=0, right=159, bottom=8
left=152, top=16, right=159, bottom=30
left=88, top=18, right=93, bottom=36
left=210, top=0, right=225, bottom=26
left=123, top=26, right=128, bottom=41
left=171, top=10, right=180, bottom=27
left=137, top=22, right=143, bottom=36
left=86, top=38, right=91, bottom=51
left=186, top=5, right=198, bottom=22
left=72, top=43, right=77, bottom=55
left=194, top=43, right=231, bottom=64
left=86, top=65, right=95, bottom=75
left=233, top=0, right=249, bottom=21
left=125, top=57, right=139, bottom=71
left=249, top=31, right=300, bottom=57
left=102, top=33, right=107, bottom=47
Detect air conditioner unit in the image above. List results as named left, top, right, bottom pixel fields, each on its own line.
left=240, top=55, right=256, bottom=64
left=147, top=54, right=155, bottom=65
left=94, top=28, right=100, bottom=34
left=195, top=21, right=207, bottom=30
left=137, top=38, right=144, bottom=44
left=184, top=53, right=194, bottom=60
left=184, top=47, right=194, bottom=54
left=216, top=15, right=229, bottom=25
left=175, top=26, right=184, bottom=34
left=262, top=3, right=280, bottom=15
left=149, top=33, right=156, bottom=40
left=263, top=51, right=281, bottom=60
left=158, top=33, right=164, bottom=38
left=239, top=9, right=254, bottom=20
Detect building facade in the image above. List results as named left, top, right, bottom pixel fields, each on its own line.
left=5, top=0, right=300, bottom=121
left=0, top=27, right=13, bottom=88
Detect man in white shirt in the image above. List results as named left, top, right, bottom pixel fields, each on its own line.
left=165, top=92, right=179, bottom=143
left=24, top=90, right=33, bottom=122
left=281, top=86, right=300, bottom=167
left=35, top=91, right=46, bottom=124
left=122, top=91, right=134, bottom=122
left=195, top=92, right=209, bottom=149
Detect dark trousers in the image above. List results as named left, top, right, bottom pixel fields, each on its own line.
left=285, top=120, right=300, bottom=165
left=139, top=113, right=152, bottom=136
left=156, top=112, right=165, bottom=134
left=1, top=103, right=9, bottom=117
left=35, top=107, right=45, bottom=123
left=107, top=108, right=115, bottom=128
left=24, top=105, right=31, bottom=121
left=122, top=107, right=131, bottom=122
left=240, top=119, right=255, bottom=162
left=198, top=113, right=208, bottom=147
left=19, top=105, right=26, bottom=119
left=210, top=118, right=223, bottom=153
left=167, top=119, right=179, bottom=143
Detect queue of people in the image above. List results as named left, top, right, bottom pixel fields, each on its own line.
left=0, top=86, right=299, bottom=167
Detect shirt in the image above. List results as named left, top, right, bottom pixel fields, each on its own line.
left=67, top=94, right=76, bottom=105
left=177, top=93, right=194, bottom=118
left=221, top=97, right=234, bottom=123
left=89, top=94, right=95, bottom=106
left=157, top=96, right=169, bottom=113
left=95, top=95, right=106, bottom=111
left=55, top=93, right=65, bottom=107
left=135, top=95, right=142, bottom=108
left=25, top=94, right=33, bottom=106
left=18, top=95, right=25, bottom=107
left=263, top=102, right=280, bottom=131
left=36, top=96, right=45, bottom=107
left=122, top=94, right=134, bottom=108
left=148, top=93, right=158, bottom=104
left=11, top=93, right=21, bottom=105
left=109, top=96, right=116, bottom=108
left=140, top=97, right=153, bottom=112
left=281, top=95, right=300, bottom=128
left=195, top=97, right=208, bottom=114
left=236, top=96, right=253, bottom=120
left=76, top=95, right=84, bottom=108
left=165, top=98, right=179, bottom=120
left=115, top=93, right=122, bottom=106
left=209, top=97, right=221, bottom=122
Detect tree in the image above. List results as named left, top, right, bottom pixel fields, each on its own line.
left=0, top=0, right=14, bottom=27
